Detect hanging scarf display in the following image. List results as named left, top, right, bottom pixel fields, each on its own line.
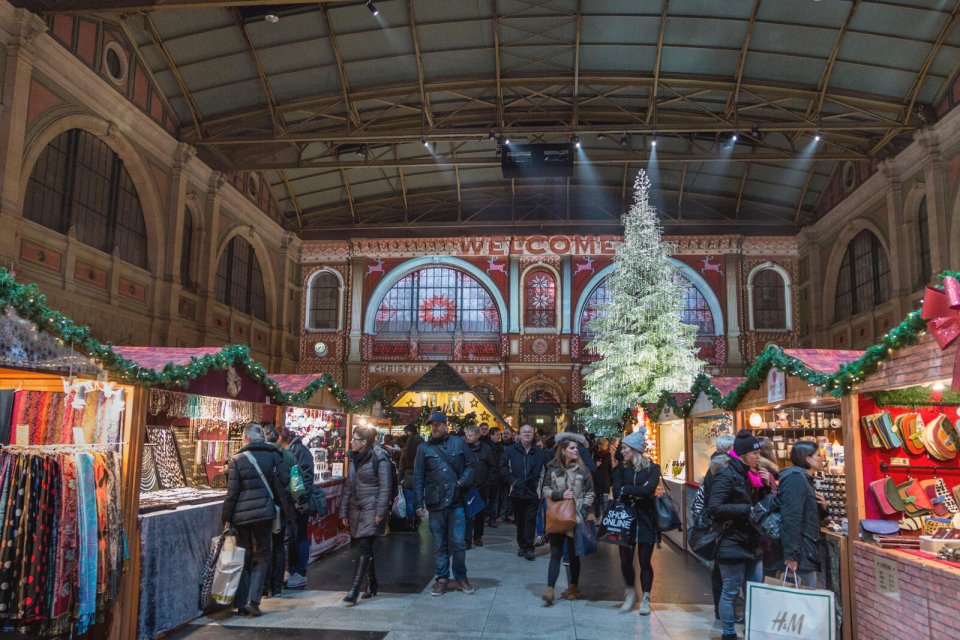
left=51, top=455, right=77, bottom=623
left=74, top=452, right=98, bottom=636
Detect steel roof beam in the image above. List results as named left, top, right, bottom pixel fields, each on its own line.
left=279, top=169, right=303, bottom=230
left=645, top=0, right=670, bottom=124
left=407, top=0, right=433, bottom=129
left=231, top=9, right=281, bottom=136
left=142, top=13, right=203, bottom=138
left=724, top=0, right=762, bottom=120
left=320, top=6, right=361, bottom=129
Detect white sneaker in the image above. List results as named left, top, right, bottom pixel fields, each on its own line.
left=620, top=588, right=637, bottom=612
left=286, top=573, right=308, bottom=589
left=638, top=592, right=651, bottom=616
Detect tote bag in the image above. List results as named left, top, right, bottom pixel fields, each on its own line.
left=655, top=482, right=682, bottom=532
left=599, top=500, right=635, bottom=545
left=464, top=485, right=486, bottom=518
left=545, top=498, right=577, bottom=533
left=573, top=520, right=598, bottom=556
left=211, top=534, right=246, bottom=605
left=745, top=572, right=835, bottom=640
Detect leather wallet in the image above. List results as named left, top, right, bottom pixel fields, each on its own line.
left=897, top=479, right=934, bottom=516
left=871, top=478, right=900, bottom=515
left=922, top=414, right=959, bottom=461
left=894, top=413, right=926, bottom=455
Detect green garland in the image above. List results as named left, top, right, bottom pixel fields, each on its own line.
left=0, top=268, right=389, bottom=413
left=869, top=386, right=960, bottom=408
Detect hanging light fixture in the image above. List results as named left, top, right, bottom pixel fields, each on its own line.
left=366, top=0, right=379, bottom=16
left=748, top=412, right=763, bottom=428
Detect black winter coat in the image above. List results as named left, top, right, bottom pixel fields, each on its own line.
left=500, top=443, right=547, bottom=500
left=399, top=433, right=423, bottom=490
left=413, top=434, right=475, bottom=511
left=778, top=466, right=824, bottom=572
left=612, top=462, right=661, bottom=545
left=287, top=436, right=315, bottom=488
left=466, top=440, right=498, bottom=487
left=222, top=441, right=290, bottom=526
left=594, top=450, right=613, bottom=496
left=707, top=456, right=762, bottom=562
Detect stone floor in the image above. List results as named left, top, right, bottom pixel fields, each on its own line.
left=169, top=519, right=726, bottom=640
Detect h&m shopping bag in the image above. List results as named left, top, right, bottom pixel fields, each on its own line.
left=745, top=572, right=835, bottom=640
left=211, top=533, right=246, bottom=605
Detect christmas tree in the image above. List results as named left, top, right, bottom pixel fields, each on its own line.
left=579, top=171, right=701, bottom=430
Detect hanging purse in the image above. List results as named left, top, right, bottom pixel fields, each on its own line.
left=545, top=498, right=577, bottom=533
left=896, top=479, right=934, bottom=516
left=923, top=415, right=959, bottom=461
left=921, top=479, right=956, bottom=517
left=655, top=481, right=682, bottom=533
left=895, top=413, right=926, bottom=455
left=870, top=478, right=900, bottom=516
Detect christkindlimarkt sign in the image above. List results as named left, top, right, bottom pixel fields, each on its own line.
left=368, top=363, right=502, bottom=376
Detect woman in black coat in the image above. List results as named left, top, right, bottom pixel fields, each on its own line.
left=707, top=431, right=765, bottom=640
left=611, top=430, right=660, bottom=617
left=778, top=441, right=827, bottom=587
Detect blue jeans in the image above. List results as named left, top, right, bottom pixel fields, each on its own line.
left=427, top=506, right=467, bottom=581
left=719, top=558, right=763, bottom=636
left=403, top=488, right=419, bottom=527
left=288, top=512, right=311, bottom=577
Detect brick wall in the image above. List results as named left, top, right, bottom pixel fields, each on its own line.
left=853, top=542, right=960, bottom=640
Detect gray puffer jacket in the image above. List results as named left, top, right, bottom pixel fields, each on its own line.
left=222, top=441, right=289, bottom=526
left=340, top=446, right=392, bottom=538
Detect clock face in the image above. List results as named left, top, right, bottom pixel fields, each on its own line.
left=313, top=341, right=328, bottom=357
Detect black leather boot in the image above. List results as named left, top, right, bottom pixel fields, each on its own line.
left=362, top=556, right=378, bottom=599
left=342, top=554, right=370, bottom=606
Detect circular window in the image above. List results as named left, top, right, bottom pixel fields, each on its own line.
left=841, top=161, right=857, bottom=194
left=103, top=42, right=128, bottom=85
left=247, top=173, right=260, bottom=199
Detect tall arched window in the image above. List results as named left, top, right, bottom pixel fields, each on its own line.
left=307, top=270, right=341, bottom=330
left=180, top=211, right=194, bottom=288
left=374, top=267, right=500, bottom=335
left=835, top=230, right=891, bottom=321
left=24, top=128, right=149, bottom=268
left=580, top=275, right=714, bottom=338
left=918, top=196, right=932, bottom=288
left=215, top=236, right=267, bottom=320
left=752, top=269, right=787, bottom=330
left=523, top=269, right=557, bottom=329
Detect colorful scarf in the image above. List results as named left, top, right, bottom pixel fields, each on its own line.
left=0, top=454, right=27, bottom=618
left=80, top=391, right=100, bottom=447
left=20, top=454, right=56, bottom=623
left=74, top=452, right=97, bottom=636
left=104, top=452, right=125, bottom=598
left=728, top=450, right=765, bottom=489
left=51, top=454, right=77, bottom=621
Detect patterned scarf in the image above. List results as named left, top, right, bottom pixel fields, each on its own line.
left=74, top=452, right=97, bottom=636
left=104, top=452, right=125, bottom=598
left=51, top=455, right=78, bottom=621
left=20, top=454, right=56, bottom=623
left=92, top=453, right=110, bottom=600
left=0, top=453, right=18, bottom=618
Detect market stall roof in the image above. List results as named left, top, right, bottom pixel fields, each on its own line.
left=269, top=372, right=327, bottom=395
left=110, top=346, right=224, bottom=369
left=711, top=377, right=748, bottom=396
left=393, top=361, right=507, bottom=427
left=781, top=349, right=865, bottom=375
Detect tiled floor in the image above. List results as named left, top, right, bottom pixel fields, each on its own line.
left=171, top=521, right=725, bottom=640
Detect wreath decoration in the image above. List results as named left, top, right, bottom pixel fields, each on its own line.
left=419, top=294, right=457, bottom=326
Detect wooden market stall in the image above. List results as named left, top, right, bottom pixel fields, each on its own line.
left=730, top=347, right=863, bottom=640
left=392, top=361, right=508, bottom=428
left=110, top=346, right=283, bottom=640
left=0, top=270, right=142, bottom=640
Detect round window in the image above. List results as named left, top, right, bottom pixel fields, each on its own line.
left=103, top=42, right=128, bottom=85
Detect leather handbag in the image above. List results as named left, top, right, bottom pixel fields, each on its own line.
left=895, top=413, right=927, bottom=455
left=870, top=478, right=900, bottom=516
left=896, top=479, right=934, bottom=516
left=923, top=414, right=959, bottom=461
left=860, top=519, right=899, bottom=539
left=655, top=481, right=682, bottom=532
left=860, top=414, right=884, bottom=449
left=921, top=478, right=958, bottom=516
left=545, top=498, right=577, bottom=533
left=876, top=412, right=902, bottom=449
left=883, top=476, right=906, bottom=512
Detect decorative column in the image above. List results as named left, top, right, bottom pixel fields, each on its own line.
left=724, top=250, right=743, bottom=372
left=915, top=128, right=949, bottom=277
left=197, top=172, right=224, bottom=343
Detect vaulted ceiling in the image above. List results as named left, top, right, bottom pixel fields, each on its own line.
left=21, top=0, right=960, bottom=237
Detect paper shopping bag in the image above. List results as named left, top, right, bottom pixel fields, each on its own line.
left=746, top=579, right=835, bottom=640
left=211, top=535, right=246, bottom=605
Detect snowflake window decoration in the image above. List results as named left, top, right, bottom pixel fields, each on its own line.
left=524, top=270, right=556, bottom=328
left=419, top=294, right=457, bottom=327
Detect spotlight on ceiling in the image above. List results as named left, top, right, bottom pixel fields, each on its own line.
left=595, top=133, right=607, bottom=143
left=750, top=126, right=761, bottom=139
left=366, top=1, right=379, bottom=16
left=814, top=130, right=822, bottom=142
left=572, top=135, right=581, bottom=148
left=619, top=133, right=630, bottom=147
left=420, top=136, right=429, bottom=147
left=264, top=13, right=280, bottom=23
left=355, top=145, right=366, bottom=158
left=503, top=136, right=510, bottom=145
left=650, top=134, right=657, bottom=148
left=730, top=132, right=738, bottom=142
left=488, top=131, right=496, bottom=141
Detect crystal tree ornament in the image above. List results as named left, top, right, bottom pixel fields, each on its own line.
left=579, top=171, right=701, bottom=429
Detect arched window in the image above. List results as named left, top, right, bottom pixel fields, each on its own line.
left=475, top=384, right=498, bottom=404
left=374, top=267, right=500, bottom=334
left=24, top=128, right=149, bottom=268
left=307, top=270, right=341, bottom=331
left=180, top=211, right=194, bottom=288
left=523, top=269, right=557, bottom=329
left=834, top=230, right=891, bottom=321
left=918, top=196, right=932, bottom=288
left=214, top=236, right=267, bottom=321
left=579, top=275, right=714, bottom=338
left=752, top=269, right=787, bottom=330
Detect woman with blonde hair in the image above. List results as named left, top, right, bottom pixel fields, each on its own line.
left=539, top=432, right=595, bottom=606
left=340, top=425, right=392, bottom=605
left=612, top=429, right=661, bottom=616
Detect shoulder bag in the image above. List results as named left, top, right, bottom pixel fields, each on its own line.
left=244, top=451, right=282, bottom=534
left=655, top=480, right=683, bottom=532
left=545, top=468, right=578, bottom=533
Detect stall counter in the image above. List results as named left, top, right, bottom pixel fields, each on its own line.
left=308, top=477, right=351, bottom=560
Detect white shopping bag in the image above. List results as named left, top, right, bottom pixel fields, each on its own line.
left=211, top=534, right=246, bottom=605
left=392, top=490, right=407, bottom=519
left=746, top=572, right=835, bottom=640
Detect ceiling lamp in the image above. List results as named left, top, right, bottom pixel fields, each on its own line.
left=572, top=135, right=581, bottom=149
left=730, top=132, right=738, bottom=142
left=750, top=126, right=761, bottom=139
left=814, top=130, right=822, bottom=142
left=748, top=412, right=763, bottom=428
left=650, top=134, right=657, bottom=148
left=420, top=136, right=429, bottom=147
left=366, top=1, right=379, bottom=16
left=264, top=13, right=280, bottom=23
left=595, top=133, right=607, bottom=143
left=488, top=131, right=495, bottom=141
left=619, top=133, right=630, bottom=147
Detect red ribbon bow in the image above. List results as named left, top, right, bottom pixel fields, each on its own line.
left=921, top=276, right=960, bottom=391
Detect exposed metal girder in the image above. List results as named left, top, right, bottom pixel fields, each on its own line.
left=645, top=0, right=669, bottom=124
left=320, top=6, right=361, bottom=129
left=17, top=0, right=349, bottom=13
left=407, top=0, right=433, bottom=128
left=724, top=0, right=762, bottom=120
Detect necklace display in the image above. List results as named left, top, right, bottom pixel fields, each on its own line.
left=148, top=389, right=264, bottom=424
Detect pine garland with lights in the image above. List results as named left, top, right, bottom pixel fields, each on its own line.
left=0, top=268, right=388, bottom=413
left=578, top=171, right=701, bottom=428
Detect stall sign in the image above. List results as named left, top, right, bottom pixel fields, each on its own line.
left=874, top=556, right=900, bottom=601
left=767, top=368, right=786, bottom=404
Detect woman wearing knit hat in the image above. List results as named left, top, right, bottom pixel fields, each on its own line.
left=610, top=428, right=661, bottom=616
left=707, top=430, right=765, bottom=640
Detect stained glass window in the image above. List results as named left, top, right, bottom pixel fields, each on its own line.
left=24, top=128, right=148, bottom=268
left=835, top=230, right=891, bottom=321
left=374, top=267, right=500, bottom=334
left=307, top=271, right=340, bottom=330
left=524, top=270, right=557, bottom=328
left=580, top=275, right=714, bottom=338
left=215, top=236, right=267, bottom=321
left=752, top=269, right=786, bottom=330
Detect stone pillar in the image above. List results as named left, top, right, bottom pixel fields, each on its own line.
left=881, top=159, right=908, bottom=320
left=916, top=128, right=949, bottom=276
left=724, top=251, right=742, bottom=371
left=197, top=172, right=224, bottom=342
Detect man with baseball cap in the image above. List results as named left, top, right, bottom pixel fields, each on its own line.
left=413, top=412, right=476, bottom=596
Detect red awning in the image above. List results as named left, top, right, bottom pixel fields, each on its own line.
left=269, top=373, right=324, bottom=395
left=711, top=377, right=746, bottom=395
left=111, top=346, right=224, bottom=370
left=782, top=348, right=865, bottom=374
